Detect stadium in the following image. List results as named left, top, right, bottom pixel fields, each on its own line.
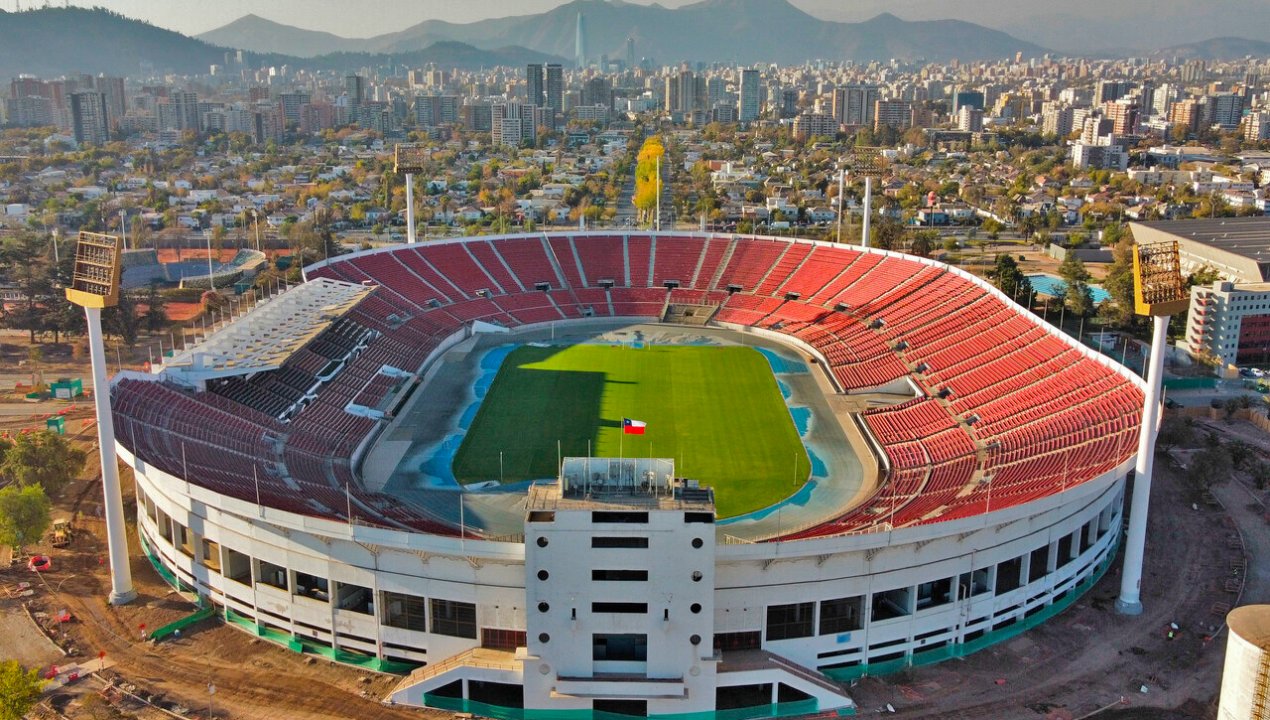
left=113, top=231, right=1143, bottom=719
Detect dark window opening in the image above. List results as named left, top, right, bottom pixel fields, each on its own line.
left=819, top=596, right=863, bottom=634
left=592, top=536, right=649, bottom=549
left=592, top=633, right=647, bottom=662
left=382, top=591, right=427, bottom=632
left=592, top=569, right=649, bottom=581
left=766, top=602, right=814, bottom=641
left=430, top=598, right=477, bottom=639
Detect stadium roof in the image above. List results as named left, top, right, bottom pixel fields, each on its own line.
left=1130, top=218, right=1270, bottom=283
left=162, top=278, right=372, bottom=383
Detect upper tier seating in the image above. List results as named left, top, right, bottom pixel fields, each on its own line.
left=115, top=234, right=1142, bottom=540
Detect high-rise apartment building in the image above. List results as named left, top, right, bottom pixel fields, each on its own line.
left=279, top=92, right=311, bottom=128
left=545, top=64, right=564, bottom=121
left=1169, top=99, right=1202, bottom=136
left=415, top=95, right=459, bottom=127
left=1245, top=111, right=1270, bottom=142
left=1095, top=80, right=1129, bottom=105
left=1207, top=93, right=1244, bottom=129
left=345, top=75, right=365, bottom=117
left=738, top=68, right=760, bottom=122
left=70, top=90, right=108, bottom=146
left=526, top=64, right=545, bottom=107
left=875, top=100, right=913, bottom=132
left=1106, top=99, right=1139, bottom=135
left=956, top=105, right=984, bottom=132
left=832, top=85, right=879, bottom=127
left=96, top=76, right=125, bottom=129
left=492, top=103, right=537, bottom=147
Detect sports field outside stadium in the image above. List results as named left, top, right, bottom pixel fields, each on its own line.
left=452, top=344, right=811, bottom=517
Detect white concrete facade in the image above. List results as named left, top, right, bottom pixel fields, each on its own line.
left=126, top=441, right=1126, bottom=717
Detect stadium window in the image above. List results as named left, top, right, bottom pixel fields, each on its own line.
left=766, top=602, right=815, bottom=641
left=996, top=556, right=1024, bottom=594
left=175, top=524, right=194, bottom=558
left=200, top=539, right=221, bottom=573
left=1057, top=533, right=1075, bottom=568
left=591, top=536, right=649, bottom=549
left=257, top=560, right=288, bottom=591
left=382, top=591, right=427, bottom=632
left=430, top=598, right=477, bottom=639
left=481, top=628, right=527, bottom=650
left=592, top=569, right=649, bottom=581
left=1028, top=546, right=1052, bottom=583
left=294, top=572, right=329, bottom=601
left=713, top=631, right=762, bottom=652
left=915, top=577, right=953, bottom=611
left=1081, top=520, right=1097, bottom=552
left=223, top=548, right=251, bottom=585
left=592, top=602, right=648, bottom=614
left=870, top=587, right=912, bottom=621
left=592, top=511, right=649, bottom=524
left=684, top=512, right=714, bottom=524
left=959, top=568, right=991, bottom=597
left=592, top=633, right=647, bottom=662
left=819, top=596, right=863, bottom=634
left=156, top=510, right=173, bottom=542
left=335, top=582, right=373, bottom=615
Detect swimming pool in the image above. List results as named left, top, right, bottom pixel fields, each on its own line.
left=1027, top=274, right=1111, bottom=304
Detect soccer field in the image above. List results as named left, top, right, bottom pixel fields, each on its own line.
left=452, top=344, right=811, bottom=517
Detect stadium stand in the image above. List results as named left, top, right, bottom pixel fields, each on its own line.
left=114, top=234, right=1142, bottom=541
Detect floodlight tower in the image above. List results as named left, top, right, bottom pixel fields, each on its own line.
left=1116, top=240, right=1189, bottom=615
left=65, top=231, right=135, bottom=605
left=850, top=147, right=884, bottom=248
left=395, top=144, right=426, bottom=244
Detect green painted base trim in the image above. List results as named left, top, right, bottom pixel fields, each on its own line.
left=149, top=607, right=216, bottom=642
left=139, top=533, right=183, bottom=592
left=222, top=608, right=418, bottom=674
left=423, top=695, right=827, bottom=720
left=823, top=541, right=1120, bottom=682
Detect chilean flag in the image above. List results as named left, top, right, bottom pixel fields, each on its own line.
left=622, top=418, right=647, bottom=435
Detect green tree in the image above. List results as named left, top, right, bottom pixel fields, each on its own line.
left=104, top=290, right=142, bottom=349
left=871, top=218, right=904, bottom=251
left=1102, top=237, right=1136, bottom=328
left=0, top=430, right=87, bottom=496
left=908, top=230, right=938, bottom=258
left=142, top=282, right=169, bottom=335
left=0, top=484, right=51, bottom=555
left=1156, top=413, right=1195, bottom=453
left=0, top=660, right=45, bottom=720
left=1189, top=442, right=1233, bottom=491
left=0, top=231, right=54, bottom=342
left=988, top=253, right=1033, bottom=302
left=1058, top=253, right=1094, bottom=317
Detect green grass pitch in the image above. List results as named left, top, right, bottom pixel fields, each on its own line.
left=452, top=344, right=810, bottom=518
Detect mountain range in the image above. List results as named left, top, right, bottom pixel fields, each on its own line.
left=198, top=0, right=1047, bottom=64
left=0, top=7, right=561, bottom=79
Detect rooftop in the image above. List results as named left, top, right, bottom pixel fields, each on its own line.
left=163, top=278, right=373, bottom=382
left=1132, top=218, right=1270, bottom=281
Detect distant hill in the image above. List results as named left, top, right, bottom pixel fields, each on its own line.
left=0, top=7, right=226, bottom=77
left=196, top=14, right=364, bottom=58
left=0, top=7, right=565, bottom=78
left=1149, top=36, right=1270, bottom=61
left=278, top=42, right=566, bottom=72
left=202, top=0, right=1049, bottom=64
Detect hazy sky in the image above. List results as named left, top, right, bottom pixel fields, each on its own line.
left=15, top=0, right=1270, bottom=51
left=17, top=0, right=956, bottom=36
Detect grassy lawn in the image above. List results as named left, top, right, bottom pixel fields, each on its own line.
left=452, top=344, right=809, bottom=517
